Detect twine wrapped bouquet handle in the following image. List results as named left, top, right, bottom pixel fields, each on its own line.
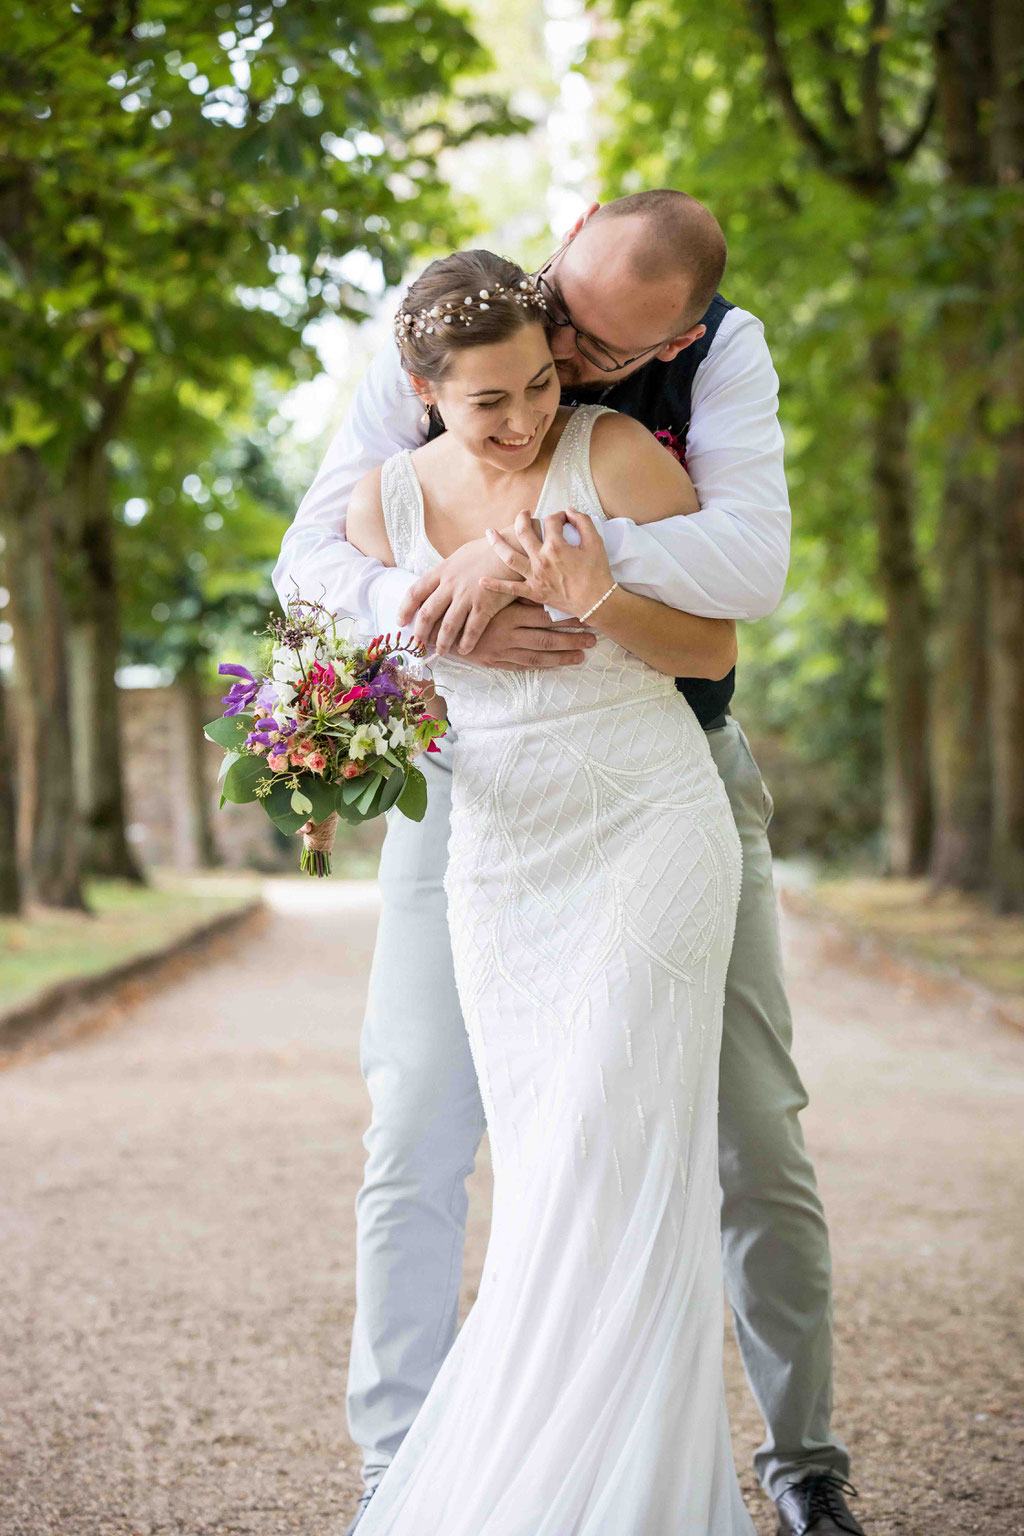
left=300, top=811, right=339, bottom=877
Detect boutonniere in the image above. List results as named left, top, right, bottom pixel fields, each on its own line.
left=654, top=428, right=686, bottom=467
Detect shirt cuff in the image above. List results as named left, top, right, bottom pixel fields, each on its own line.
left=371, top=566, right=420, bottom=639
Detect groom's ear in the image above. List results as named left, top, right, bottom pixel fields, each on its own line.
left=561, top=201, right=601, bottom=244
left=655, top=323, right=706, bottom=364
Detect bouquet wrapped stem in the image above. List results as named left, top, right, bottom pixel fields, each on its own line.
left=300, top=812, right=339, bottom=878
left=205, top=598, right=447, bottom=875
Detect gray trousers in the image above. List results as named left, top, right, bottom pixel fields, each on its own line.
left=348, top=716, right=849, bottom=1501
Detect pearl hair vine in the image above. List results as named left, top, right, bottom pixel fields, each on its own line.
left=393, top=277, right=548, bottom=344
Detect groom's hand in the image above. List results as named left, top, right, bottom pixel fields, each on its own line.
left=399, top=536, right=525, bottom=655
left=396, top=534, right=515, bottom=654
left=397, top=535, right=595, bottom=664
left=463, top=601, right=597, bottom=670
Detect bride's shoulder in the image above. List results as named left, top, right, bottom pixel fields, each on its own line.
left=587, top=409, right=696, bottom=522
left=588, top=406, right=654, bottom=457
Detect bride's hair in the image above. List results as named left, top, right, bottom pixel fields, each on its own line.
left=394, top=250, right=549, bottom=381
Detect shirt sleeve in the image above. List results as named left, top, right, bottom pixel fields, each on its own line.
left=272, top=341, right=427, bottom=637
left=597, top=309, right=791, bottom=621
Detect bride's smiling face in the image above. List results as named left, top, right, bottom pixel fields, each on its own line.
left=419, top=323, right=560, bottom=472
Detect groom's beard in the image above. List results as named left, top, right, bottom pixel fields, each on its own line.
left=555, top=360, right=610, bottom=403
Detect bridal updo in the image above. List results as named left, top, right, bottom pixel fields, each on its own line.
left=393, top=250, right=550, bottom=381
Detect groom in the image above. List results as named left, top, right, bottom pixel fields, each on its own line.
left=274, top=190, right=865, bottom=1536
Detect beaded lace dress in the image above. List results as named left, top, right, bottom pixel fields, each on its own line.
left=358, top=405, right=753, bottom=1535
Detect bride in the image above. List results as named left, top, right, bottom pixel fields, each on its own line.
left=346, top=249, right=754, bottom=1536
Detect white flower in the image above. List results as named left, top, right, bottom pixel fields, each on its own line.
left=271, top=645, right=303, bottom=686
left=349, top=722, right=386, bottom=760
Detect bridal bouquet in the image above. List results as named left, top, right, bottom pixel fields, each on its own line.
left=205, top=598, right=447, bottom=876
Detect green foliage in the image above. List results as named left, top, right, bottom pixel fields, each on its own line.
left=203, top=712, right=253, bottom=749
left=0, top=0, right=521, bottom=463
left=585, top=0, right=1003, bottom=857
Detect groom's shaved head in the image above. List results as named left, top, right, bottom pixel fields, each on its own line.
left=581, top=191, right=727, bottom=328
left=544, top=188, right=728, bottom=387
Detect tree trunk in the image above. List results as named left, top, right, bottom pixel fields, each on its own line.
left=929, top=3, right=997, bottom=892
left=868, top=326, right=933, bottom=875
left=64, top=446, right=145, bottom=883
left=987, top=0, right=1024, bottom=909
left=0, top=666, right=22, bottom=915
left=930, top=432, right=991, bottom=889
left=179, top=652, right=221, bottom=869
left=0, top=450, right=87, bottom=910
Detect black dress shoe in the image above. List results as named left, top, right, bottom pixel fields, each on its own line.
left=775, top=1473, right=865, bottom=1535
left=342, top=1488, right=376, bottom=1535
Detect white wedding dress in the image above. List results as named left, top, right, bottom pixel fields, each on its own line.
left=359, top=405, right=753, bottom=1535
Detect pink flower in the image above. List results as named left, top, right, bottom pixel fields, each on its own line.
left=267, top=751, right=290, bottom=772
left=654, top=428, right=686, bottom=466
left=306, top=750, right=327, bottom=774
left=427, top=739, right=442, bottom=753
left=341, top=685, right=370, bottom=705
left=343, top=761, right=366, bottom=779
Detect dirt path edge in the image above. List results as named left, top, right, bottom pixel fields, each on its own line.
left=780, top=885, right=1024, bottom=1035
left=0, top=898, right=266, bottom=1064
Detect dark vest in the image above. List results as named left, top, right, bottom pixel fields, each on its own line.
left=560, top=292, right=736, bottom=729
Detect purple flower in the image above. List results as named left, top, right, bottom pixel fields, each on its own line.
left=246, top=715, right=297, bottom=749
left=219, top=662, right=259, bottom=716
left=367, top=671, right=402, bottom=721
left=254, top=679, right=285, bottom=715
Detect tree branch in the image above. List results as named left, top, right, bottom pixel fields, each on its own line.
left=81, top=347, right=143, bottom=459
left=859, top=0, right=888, bottom=163
left=812, top=27, right=857, bottom=141
left=891, top=88, right=937, bottom=162
left=747, top=0, right=891, bottom=196
left=746, top=0, right=844, bottom=171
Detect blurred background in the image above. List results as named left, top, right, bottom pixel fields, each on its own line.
left=2, top=0, right=1023, bottom=1010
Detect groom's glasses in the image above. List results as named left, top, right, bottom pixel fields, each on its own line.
left=534, top=248, right=675, bottom=374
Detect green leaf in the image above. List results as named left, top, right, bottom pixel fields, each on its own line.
left=335, top=797, right=366, bottom=826
left=217, top=750, right=240, bottom=783
left=205, top=713, right=253, bottom=749
left=341, top=771, right=372, bottom=803
left=291, top=789, right=313, bottom=815
left=263, top=780, right=308, bottom=836
left=355, top=772, right=385, bottom=815
left=222, top=753, right=272, bottom=804
left=377, top=767, right=406, bottom=814
left=396, top=765, right=427, bottom=822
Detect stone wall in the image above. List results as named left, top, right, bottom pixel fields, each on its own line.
left=120, top=687, right=384, bottom=872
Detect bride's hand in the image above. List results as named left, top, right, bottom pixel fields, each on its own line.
left=480, top=509, right=614, bottom=620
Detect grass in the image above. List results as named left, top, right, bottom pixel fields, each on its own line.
left=810, top=877, right=1024, bottom=1000
left=0, top=870, right=262, bottom=1016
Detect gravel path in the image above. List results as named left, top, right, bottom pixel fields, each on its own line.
left=1, top=879, right=1021, bottom=1536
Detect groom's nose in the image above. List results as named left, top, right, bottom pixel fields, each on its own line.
left=547, top=325, right=579, bottom=362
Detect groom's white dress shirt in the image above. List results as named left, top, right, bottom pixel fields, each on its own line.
left=272, top=305, right=791, bottom=631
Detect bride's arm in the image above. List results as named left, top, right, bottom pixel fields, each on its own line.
left=346, top=469, right=448, bottom=713
left=345, top=469, right=395, bottom=569
left=482, top=416, right=737, bottom=681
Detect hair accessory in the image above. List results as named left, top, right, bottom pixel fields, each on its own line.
left=580, top=582, right=619, bottom=622
left=394, top=277, right=548, bottom=344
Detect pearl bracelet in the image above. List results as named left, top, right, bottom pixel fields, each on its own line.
left=580, top=582, right=619, bottom=622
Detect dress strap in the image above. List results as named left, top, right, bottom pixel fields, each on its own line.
left=535, top=404, right=616, bottom=527
left=380, top=451, right=423, bottom=569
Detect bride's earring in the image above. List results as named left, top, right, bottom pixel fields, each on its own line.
left=420, top=403, right=432, bottom=426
